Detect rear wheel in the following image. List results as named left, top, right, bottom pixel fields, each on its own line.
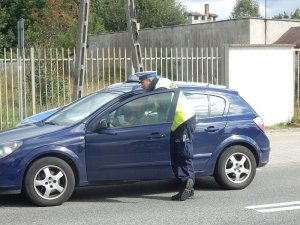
left=215, top=145, right=256, bottom=190
left=24, top=157, right=75, bottom=206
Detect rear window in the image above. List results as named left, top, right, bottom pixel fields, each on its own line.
left=184, top=92, right=226, bottom=118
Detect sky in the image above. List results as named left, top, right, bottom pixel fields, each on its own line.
left=179, top=0, right=300, bottom=20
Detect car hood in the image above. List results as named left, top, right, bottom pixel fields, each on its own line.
left=16, top=108, right=59, bottom=127
left=0, top=124, right=65, bottom=142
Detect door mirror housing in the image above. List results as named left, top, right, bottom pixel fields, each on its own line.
left=95, top=119, right=108, bottom=132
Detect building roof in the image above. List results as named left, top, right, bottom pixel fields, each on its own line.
left=274, top=26, right=300, bottom=48
left=209, top=13, right=218, bottom=18
left=188, top=12, right=204, bottom=16
left=188, top=12, right=218, bottom=18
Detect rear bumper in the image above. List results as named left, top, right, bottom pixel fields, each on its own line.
left=258, top=147, right=270, bottom=167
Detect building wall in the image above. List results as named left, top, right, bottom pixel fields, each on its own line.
left=266, top=19, right=300, bottom=44
left=224, top=45, right=294, bottom=126
left=88, top=18, right=300, bottom=50
left=249, top=19, right=300, bottom=44
left=88, top=19, right=252, bottom=50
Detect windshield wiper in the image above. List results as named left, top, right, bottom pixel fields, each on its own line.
left=44, top=121, right=59, bottom=125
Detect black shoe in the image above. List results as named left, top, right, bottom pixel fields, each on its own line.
left=171, top=190, right=194, bottom=201
left=171, top=179, right=194, bottom=201
left=171, top=192, right=182, bottom=201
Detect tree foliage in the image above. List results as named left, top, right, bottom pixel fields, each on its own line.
left=26, top=0, right=79, bottom=48
left=230, top=0, right=261, bottom=19
left=92, top=0, right=126, bottom=32
left=0, top=0, right=46, bottom=49
left=292, top=9, right=300, bottom=19
left=92, top=0, right=187, bottom=32
left=136, top=0, right=187, bottom=29
left=273, top=12, right=290, bottom=19
left=273, top=9, right=300, bottom=19
left=0, top=0, right=186, bottom=49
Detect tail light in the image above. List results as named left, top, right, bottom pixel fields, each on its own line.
left=253, top=117, right=265, bottom=132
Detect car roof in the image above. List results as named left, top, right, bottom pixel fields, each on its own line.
left=174, top=81, right=238, bottom=95
left=102, top=81, right=239, bottom=96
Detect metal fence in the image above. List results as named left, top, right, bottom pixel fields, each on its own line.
left=0, top=47, right=222, bottom=130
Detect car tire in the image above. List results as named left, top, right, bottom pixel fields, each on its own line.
left=215, top=145, right=256, bottom=190
left=24, top=157, right=75, bottom=206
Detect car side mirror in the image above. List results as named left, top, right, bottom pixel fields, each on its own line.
left=95, top=119, right=108, bottom=132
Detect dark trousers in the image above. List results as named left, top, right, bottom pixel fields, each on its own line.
left=170, top=115, right=196, bottom=188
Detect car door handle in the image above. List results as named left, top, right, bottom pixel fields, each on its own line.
left=205, top=126, right=219, bottom=133
left=147, top=132, right=166, bottom=139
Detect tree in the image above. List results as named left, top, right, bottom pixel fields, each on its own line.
left=91, top=0, right=126, bottom=32
left=26, top=0, right=106, bottom=48
left=0, top=0, right=45, bottom=49
left=26, top=0, right=79, bottom=48
left=137, top=0, right=187, bottom=29
left=230, top=0, right=261, bottom=19
left=0, top=5, right=13, bottom=49
left=92, top=0, right=187, bottom=32
left=291, top=9, right=300, bottom=19
left=272, top=9, right=300, bottom=20
left=272, top=12, right=290, bottom=19
left=0, top=0, right=187, bottom=48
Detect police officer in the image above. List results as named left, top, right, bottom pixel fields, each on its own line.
left=137, top=71, right=196, bottom=201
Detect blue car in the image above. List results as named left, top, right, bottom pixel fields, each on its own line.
left=0, top=82, right=270, bottom=206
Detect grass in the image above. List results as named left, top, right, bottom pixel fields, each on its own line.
left=265, top=111, right=300, bottom=130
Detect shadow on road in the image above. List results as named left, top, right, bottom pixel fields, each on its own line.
left=69, top=176, right=222, bottom=203
left=0, top=194, right=33, bottom=208
left=0, top=176, right=222, bottom=206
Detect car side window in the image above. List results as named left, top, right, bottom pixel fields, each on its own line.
left=184, top=92, right=225, bottom=118
left=107, top=92, right=174, bottom=128
left=184, top=93, right=209, bottom=118
left=210, top=95, right=225, bottom=117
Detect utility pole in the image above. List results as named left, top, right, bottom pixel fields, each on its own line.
left=124, top=0, right=144, bottom=73
left=17, top=18, right=25, bottom=121
left=72, top=0, right=90, bottom=100
left=264, top=0, right=267, bottom=45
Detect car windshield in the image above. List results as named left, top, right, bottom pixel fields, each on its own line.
left=45, top=92, right=120, bottom=126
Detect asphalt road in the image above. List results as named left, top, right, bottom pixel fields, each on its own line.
left=0, top=128, right=300, bottom=225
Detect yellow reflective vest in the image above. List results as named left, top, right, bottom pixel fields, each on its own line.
left=154, top=78, right=195, bottom=131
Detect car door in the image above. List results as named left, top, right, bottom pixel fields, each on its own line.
left=184, top=92, right=228, bottom=171
left=85, top=89, right=179, bottom=182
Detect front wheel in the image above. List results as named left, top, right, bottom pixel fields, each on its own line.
left=24, top=157, right=75, bottom=206
left=214, top=145, right=256, bottom=190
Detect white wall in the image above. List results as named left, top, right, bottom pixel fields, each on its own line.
left=224, top=45, right=294, bottom=126
left=249, top=19, right=300, bottom=44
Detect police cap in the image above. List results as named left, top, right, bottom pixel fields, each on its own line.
left=136, top=71, right=157, bottom=82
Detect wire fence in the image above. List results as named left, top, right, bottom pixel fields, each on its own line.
left=0, top=47, right=222, bottom=130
